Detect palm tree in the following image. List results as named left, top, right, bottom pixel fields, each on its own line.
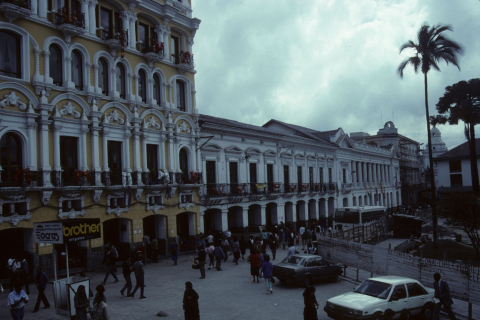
left=397, top=23, right=463, bottom=243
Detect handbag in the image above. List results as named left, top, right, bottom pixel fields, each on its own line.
left=191, top=259, right=200, bottom=270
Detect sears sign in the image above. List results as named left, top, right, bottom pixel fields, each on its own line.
left=34, top=222, right=63, bottom=244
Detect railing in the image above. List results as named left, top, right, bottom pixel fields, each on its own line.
left=179, top=51, right=193, bottom=65
left=55, top=7, right=85, bottom=29
left=249, top=182, right=267, bottom=194
left=99, top=26, right=128, bottom=41
left=0, top=0, right=31, bottom=9
left=268, top=182, right=282, bottom=193
left=178, top=171, right=202, bottom=184
left=148, top=39, right=164, bottom=55
left=0, top=168, right=41, bottom=187
left=285, top=183, right=297, bottom=193
left=230, top=183, right=247, bottom=196
left=102, top=168, right=122, bottom=186
left=299, top=183, right=310, bottom=192
left=205, top=183, right=227, bottom=197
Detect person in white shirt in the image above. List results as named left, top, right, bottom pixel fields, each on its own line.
left=7, top=283, right=28, bottom=320
left=299, top=226, right=306, bottom=249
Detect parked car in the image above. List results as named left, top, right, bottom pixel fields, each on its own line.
left=231, top=226, right=272, bottom=241
left=324, top=276, right=435, bottom=320
left=273, top=254, right=343, bottom=287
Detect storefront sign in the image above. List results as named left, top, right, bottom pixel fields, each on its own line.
left=34, top=219, right=101, bottom=244
left=62, top=219, right=101, bottom=243
left=34, top=222, right=64, bottom=244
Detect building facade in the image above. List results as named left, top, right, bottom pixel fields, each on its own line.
left=350, top=121, right=423, bottom=206
left=0, top=0, right=201, bottom=276
left=198, top=116, right=401, bottom=234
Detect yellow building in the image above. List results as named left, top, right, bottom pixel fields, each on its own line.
left=0, top=0, right=201, bottom=276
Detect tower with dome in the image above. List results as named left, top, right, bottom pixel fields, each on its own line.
left=423, top=125, right=448, bottom=170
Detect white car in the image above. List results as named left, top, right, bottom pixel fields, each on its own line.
left=324, top=276, right=435, bottom=320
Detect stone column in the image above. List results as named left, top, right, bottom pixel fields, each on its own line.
left=187, top=37, right=193, bottom=53
left=38, top=0, right=47, bottom=18
left=199, top=211, right=205, bottom=234
left=102, top=130, right=109, bottom=171
left=52, top=123, right=61, bottom=171
left=26, top=122, right=38, bottom=170
left=277, top=204, right=285, bottom=224
left=221, top=209, right=229, bottom=232
left=43, top=51, right=50, bottom=82
left=361, top=162, right=366, bottom=183
left=141, top=134, right=148, bottom=171
left=89, top=0, right=97, bottom=36
left=260, top=205, right=266, bottom=226
left=129, top=13, right=137, bottom=48
left=80, top=127, right=89, bottom=171
left=31, top=0, right=38, bottom=16
left=90, top=121, right=101, bottom=184
left=132, top=132, right=142, bottom=173
left=80, top=0, right=89, bottom=33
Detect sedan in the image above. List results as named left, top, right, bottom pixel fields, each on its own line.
left=273, top=254, right=343, bottom=287
left=324, top=276, right=435, bottom=320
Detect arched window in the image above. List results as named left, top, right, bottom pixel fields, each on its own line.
left=49, top=44, right=63, bottom=86
left=0, top=132, right=23, bottom=184
left=138, top=69, right=147, bottom=103
left=179, top=148, right=188, bottom=176
left=98, top=58, right=109, bottom=95
left=71, top=50, right=83, bottom=90
left=153, top=74, right=161, bottom=106
left=116, top=63, right=126, bottom=99
left=0, top=31, right=21, bottom=79
left=176, top=80, right=185, bottom=111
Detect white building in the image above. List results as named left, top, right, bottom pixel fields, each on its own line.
left=198, top=115, right=401, bottom=233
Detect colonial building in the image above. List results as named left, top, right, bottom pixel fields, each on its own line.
left=350, top=121, right=422, bottom=206
left=434, top=138, right=480, bottom=193
left=0, top=0, right=201, bottom=276
left=198, top=115, right=401, bottom=234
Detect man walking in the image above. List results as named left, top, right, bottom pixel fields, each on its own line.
left=433, top=273, right=457, bottom=320
left=197, top=248, right=206, bottom=279
left=151, top=237, right=159, bottom=263
left=101, top=245, right=119, bottom=285
left=214, top=241, right=225, bottom=271
left=129, top=256, right=146, bottom=299
left=7, top=283, right=28, bottom=320
left=120, top=257, right=132, bottom=297
left=33, top=266, right=50, bottom=312
left=18, top=258, right=29, bottom=295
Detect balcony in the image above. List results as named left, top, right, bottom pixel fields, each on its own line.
left=285, top=183, right=297, bottom=193
left=0, top=0, right=31, bottom=21
left=55, top=7, right=86, bottom=42
left=299, top=183, right=311, bottom=193
left=177, top=51, right=195, bottom=74
left=102, top=168, right=123, bottom=186
left=177, top=171, right=202, bottom=185
left=229, top=183, right=247, bottom=197
left=144, top=39, right=165, bottom=65
left=268, top=182, right=282, bottom=193
left=102, top=29, right=128, bottom=56
left=0, top=168, right=41, bottom=188
left=51, top=169, right=94, bottom=187
left=341, top=183, right=353, bottom=193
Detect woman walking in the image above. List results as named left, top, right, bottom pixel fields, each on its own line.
left=303, top=286, right=319, bottom=320
left=221, top=237, right=229, bottom=262
left=269, top=235, right=277, bottom=260
left=171, top=239, right=179, bottom=266
left=120, top=257, right=132, bottom=296
left=260, top=254, right=273, bottom=294
left=206, top=243, right=215, bottom=269
left=239, top=236, right=247, bottom=260
left=231, top=237, right=240, bottom=265
left=248, top=248, right=261, bottom=283
left=74, top=285, right=89, bottom=320
left=183, top=281, right=199, bottom=320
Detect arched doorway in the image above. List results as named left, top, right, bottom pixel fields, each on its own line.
left=0, top=228, right=33, bottom=279
left=296, top=201, right=306, bottom=230
left=143, top=215, right=167, bottom=256
left=228, top=206, right=245, bottom=232
left=103, top=218, right=132, bottom=260
left=248, top=204, right=261, bottom=226
left=318, top=198, right=326, bottom=218
left=204, top=208, right=222, bottom=233
left=266, top=203, right=278, bottom=230
left=176, top=212, right=195, bottom=252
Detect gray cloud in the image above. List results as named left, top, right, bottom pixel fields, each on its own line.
left=194, top=0, right=480, bottom=151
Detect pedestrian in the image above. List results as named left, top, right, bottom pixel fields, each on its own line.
left=225, top=230, right=232, bottom=252
left=91, top=291, right=109, bottom=320
left=33, top=266, right=50, bottom=312
left=303, top=286, right=319, bottom=320
left=74, top=285, right=89, bottom=320
left=128, top=257, right=146, bottom=299
left=248, top=248, right=261, bottom=283
left=287, top=242, right=296, bottom=258
left=261, top=229, right=269, bottom=251
left=231, top=236, right=240, bottom=265
left=18, top=257, right=29, bottom=295
left=143, top=234, right=151, bottom=262
left=206, top=232, right=214, bottom=246
left=79, top=271, right=94, bottom=298
left=197, top=248, right=206, bottom=279
left=120, top=257, right=132, bottom=297
left=260, top=254, right=274, bottom=294
left=206, top=243, right=215, bottom=269
left=151, top=237, right=159, bottom=263
left=433, top=273, right=457, bottom=320
left=248, top=235, right=254, bottom=253
left=196, top=234, right=206, bottom=251
left=7, top=283, right=28, bottom=320
left=221, top=237, right=230, bottom=262
left=269, top=235, right=277, bottom=260
left=101, top=246, right=119, bottom=285
left=238, top=236, right=247, bottom=260
left=213, top=241, right=225, bottom=271
left=283, top=227, right=290, bottom=250
left=253, top=237, right=262, bottom=254
left=299, top=226, right=306, bottom=249
left=94, top=285, right=107, bottom=304
left=171, top=239, right=179, bottom=266
left=7, top=257, right=17, bottom=292
left=183, top=281, right=199, bottom=320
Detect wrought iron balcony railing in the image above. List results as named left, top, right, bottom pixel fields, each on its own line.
left=55, top=7, right=85, bottom=29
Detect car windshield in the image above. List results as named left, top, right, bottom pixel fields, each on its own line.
left=354, top=280, right=392, bottom=299
left=281, top=256, right=305, bottom=266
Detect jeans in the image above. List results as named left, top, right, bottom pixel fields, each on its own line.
left=34, top=287, right=50, bottom=311
left=265, top=278, right=272, bottom=292
left=121, top=274, right=132, bottom=295
left=103, top=265, right=118, bottom=283
left=10, top=307, right=24, bottom=320
left=131, top=275, right=144, bottom=297
left=215, top=257, right=222, bottom=270
left=199, top=261, right=205, bottom=278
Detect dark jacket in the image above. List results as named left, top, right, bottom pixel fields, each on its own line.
left=214, top=246, right=225, bottom=259
left=122, top=261, right=131, bottom=276
left=260, top=261, right=273, bottom=279
left=434, top=280, right=454, bottom=306
left=183, top=288, right=199, bottom=320
left=303, top=291, right=318, bottom=320
left=197, top=249, right=206, bottom=262
left=35, top=272, right=49, bottom=290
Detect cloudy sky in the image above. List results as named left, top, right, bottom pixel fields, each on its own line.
left=192, top=0, right=480, bottom=150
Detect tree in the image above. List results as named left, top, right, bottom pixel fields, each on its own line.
left=437, top=192, right=480, bottom=258
left=397, top=23, right=463, bottom=243
left=436, top=79, right=480, bottom=195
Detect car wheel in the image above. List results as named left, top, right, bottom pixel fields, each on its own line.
left=421, top=303, right=434, bottom=320
left=304, top=275, right=312, bottom=287
left=383, top=310, right=394, bottom=320
left=371, top=312, right=383, bottom=320
left=400, top=310, right=411, bottom=320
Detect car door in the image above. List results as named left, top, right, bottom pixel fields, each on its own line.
left=305, top=258, right=318, bottom=279
left=316, top=257, right=335, bottom=280
left=388, top=284, right=409, bottom=319
left=406, top=282, right=429, bottom=316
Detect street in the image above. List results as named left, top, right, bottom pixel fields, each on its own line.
left=1, top=247, right=454, bottom=320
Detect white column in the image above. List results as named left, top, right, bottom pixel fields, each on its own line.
left=141, top=136, right=148, bottom=171
left=163, top=29, right=170, bottom=61
left=80, top=0, right=89, bottom=33
left=31, top=0, right=38, bottom=16
left=221, top=209, right=228, bottom=232
left=199, top=212, right=205, bottom=234
left=80, top=128, right=88, bottom=171
left=260, top=205, right=266, bottom=226
left=124, top=131, right=131, bottom=170
left=277, top=204, right=285, bottom=224
left=26, top=123, right=38, bottom=170
left=132, top=132, right=141, bottom=173
left=89, top=1, right=97, bottom=36
left=52, top=125, right=61, bottom=171
left=91, top=128, right=101, bottom=183
left=38, top=118, right=51, bottom=173
left=187, top=37, right=193, bottom=53
left=38, top=0, right=47, bottom=18
left=241, top=207, right=249, bottom=229
left=129, top=13, right=137, bottom=48
left=43, top=51, right=50, bottom=82
left=102, top=131, right=109, bottom=171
